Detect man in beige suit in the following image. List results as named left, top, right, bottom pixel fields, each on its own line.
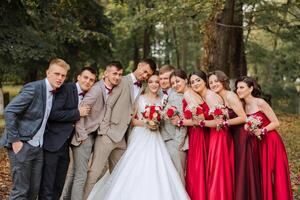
left=83, top=58, right=157, bottom=199
left=68, top=61, right=124, bottom=200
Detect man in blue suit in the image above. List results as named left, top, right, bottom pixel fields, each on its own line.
left=38, top=67, right=97, bottom=200
left=0, top=58, right=70, bottom=200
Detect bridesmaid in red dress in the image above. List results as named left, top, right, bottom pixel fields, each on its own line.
left=235, top=76, right=293, bottom=200
left=189, top=71, right=234, bottom=200
left=169, top=69, right=207, bottom=200
left=208, top=71, right=261, bottom=200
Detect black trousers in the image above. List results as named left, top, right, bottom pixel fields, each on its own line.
left=38, top=141, right=70, bottom=200
left=8, top=143, right=43, bottom=200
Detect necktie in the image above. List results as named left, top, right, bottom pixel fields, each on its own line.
left=163, top=90, right=168, bottom=95
left=105, top=85, right=113, bottom=95
left=79, top=92, right=85, bottom=97
left=50, top=89, right=57, bottom=94
left=134, top=81, right=142, bottom=88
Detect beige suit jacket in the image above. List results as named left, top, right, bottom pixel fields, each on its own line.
left=71, top=80, right=107, bottom=146
left=99, top=74, right=141, bottom=143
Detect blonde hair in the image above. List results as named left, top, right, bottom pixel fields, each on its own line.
left=49, top=58, right=70, bottom=71
left=159, top=65, right=175, bottom=75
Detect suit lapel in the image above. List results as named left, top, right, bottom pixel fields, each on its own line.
left=99, top=80, right=107, bottom=102
left=126, top=74, right=135, bottom=104
left=72, top=83, right=79, bottom=105
left=41, top=79, right=46, bottom=113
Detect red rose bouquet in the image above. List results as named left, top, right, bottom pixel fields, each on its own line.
left=163, top=105, right=179, bottom=119
left=141, top=105, right=162, bottom=130
left=245, top=115, right=263, bottom=140
left=209, top=104, right=226, bottom=131
left=184, top=104, right=204, bottom=120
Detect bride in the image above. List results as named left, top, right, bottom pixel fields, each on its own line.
left=88, top=73, right=190, bottom=200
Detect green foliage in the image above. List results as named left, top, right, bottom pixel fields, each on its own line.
left=0, top=0, right=113, bottom=83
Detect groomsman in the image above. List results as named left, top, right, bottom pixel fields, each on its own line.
left=70, top=61, right=124, bottom=200
left=159, top=65, right=188, bottom=184
left=0, top=58, right=70, bottom=200
left=83, top=58, right=157, bottom=199
left=38, top=67, right=97, bottom=200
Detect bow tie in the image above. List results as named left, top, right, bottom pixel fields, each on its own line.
left=49, top=89, right=57, bottom=94
left=163, top=90, right=168, bottom=95
left=134, top=81, right=142, bottom=88
left=79, top=92, right=86, bottom=97
left=105, top=85, right=113, bottom=95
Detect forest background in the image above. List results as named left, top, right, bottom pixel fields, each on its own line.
left=0, top=0, right=299, bottom=198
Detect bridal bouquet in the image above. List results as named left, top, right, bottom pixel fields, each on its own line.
left=184, top=104, right=204, bottom=120
left=245, top=115, right=263, bottom=140
left=163, top=105, right=179, bottom=119
left=209, top=104, right=227, bottom=131
left=142, top=105, right=162, bottom=130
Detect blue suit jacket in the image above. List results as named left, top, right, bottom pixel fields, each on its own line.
left=43, top=83, right=80, bottom=152
left=1, top=79, right=47, bottom=148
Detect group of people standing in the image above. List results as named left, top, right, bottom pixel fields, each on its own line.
left=0, top=57, right=293, bottom=200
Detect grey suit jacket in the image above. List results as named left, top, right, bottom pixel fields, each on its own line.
left=99, top=74, right=141, bottom=143
left=0, top=79, right=47, bottom=147
left=71, top=80, right=107, bottom=146
left=160, top=89, right=188, bottom=151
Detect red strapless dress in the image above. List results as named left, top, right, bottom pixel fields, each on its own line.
left=248, top=111, right=292, bottom=200
left=206, top=106, right=234, bottom=200
left=184, top=99, right=209, bottom=200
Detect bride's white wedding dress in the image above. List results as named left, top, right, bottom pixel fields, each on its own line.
left=87, top=95, right=190, bottom=200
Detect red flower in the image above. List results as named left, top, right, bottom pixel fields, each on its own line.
left=247, top=121, right=253, bottom=126
left=157, top=114, right=161, bottom=121
left=184, top=109, right=193, bottom=119
left=196, top=106, right=203, bottom=115
left=166, top=108, right=175, bottom=118
left=150, top=107, right=155, bottom=114
left=214, top=108, right=223, bottom=116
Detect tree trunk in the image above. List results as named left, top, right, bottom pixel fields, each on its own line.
left=143, top=26, right=152, bottom=58
left=201, top=0, right=247, bottom=78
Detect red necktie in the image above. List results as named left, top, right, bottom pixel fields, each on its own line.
left=134, top=81, right=142, bottom=88
left=105, top=86, right=113, bottom=95
left=79, top=92, right=85, bottom=97
left=50, top=89, right=57, bottom=94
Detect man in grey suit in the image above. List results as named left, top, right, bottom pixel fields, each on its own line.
left=69, top=61, right=124, bottom=200
left=83, top=58, right=157, bottom=198
left=159, top=65, right=188, bottom=184
left=0, top=58, right=70, bottom=200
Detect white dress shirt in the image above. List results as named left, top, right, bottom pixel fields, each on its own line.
left=130, top=73, right=141, bottom=101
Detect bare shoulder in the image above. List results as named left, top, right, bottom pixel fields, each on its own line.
left=226, top=91, right=240, bottom=103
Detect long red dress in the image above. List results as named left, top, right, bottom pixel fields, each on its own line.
left=184, top=99, right=209, bottom=200
left=206, top=107, right=235, bottom=200
left=249, top=111, right=292, bottom=200
left=228, top=108, right=261, bottom=200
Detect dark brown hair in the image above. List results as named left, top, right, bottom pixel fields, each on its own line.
left=170, top=69, right=187, bottom=81
left=208, top=70, right=230, bottom=90
left=235, top=76, right=262, bottom=97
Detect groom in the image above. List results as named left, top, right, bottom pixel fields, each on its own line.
left=159, top=65, right=188, bottom=184
left=0, top=58, right=70, bottom=200
left=83, top=58, right=157, bottom=199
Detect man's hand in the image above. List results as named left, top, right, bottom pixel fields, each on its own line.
left=79, top=105, right=91, bottom=117
left=12, top=141, right=23, bottom=154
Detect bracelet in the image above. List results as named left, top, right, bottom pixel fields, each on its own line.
left=223, top=120, right=229, bottom=127
left=177, top=120, right=183, bottom=127
left=261, top=127, right=268, bottom=135
left=199, top=120, right=205, bottom=127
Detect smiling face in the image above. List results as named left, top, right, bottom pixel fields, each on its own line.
left=135, top=62, right=154, bottom=81
left=189, top=74, right=206, bottom=94
left=77, top=70, right=96, bottom=92
left=46, top=64, right=68, bottom=89
left=104, top=66, right=123, bottom=87
left=236, top=81, right=253, bottom=99
left=159, top=71, right=172, bottom=90
left=147, top=74, right=160, bottom=94
left=208, top=74, right=223, bottom=93
left=170, top=75, right=186, bottom=94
